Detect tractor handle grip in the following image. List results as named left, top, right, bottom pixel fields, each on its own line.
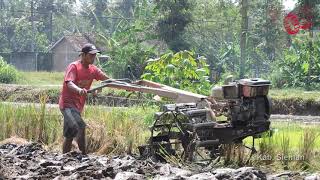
left=87, top=78, right=133, bottom=93
left=87, top=84, right=109, bottom=93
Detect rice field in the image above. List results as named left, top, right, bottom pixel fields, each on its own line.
left=0, top=99, right=157, bottom=155
left=243, top=121, right=320, bottom=171
left=0, top=100, right=320, bottom=171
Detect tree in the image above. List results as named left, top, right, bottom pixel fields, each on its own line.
left=246, top=0, right=285, bottom=78
left=185, top=0, right=241, bottom=82
left=118, top=0, right=135, bottom=18
left=239, top=0, right=248, bottom=78
left=296, top=0, right=320, bottom=90
left=155, top=0, right=193, bottom=52
left=0, top=0, right=77, bottom=52
left=98, top=0, right=157, bottom=79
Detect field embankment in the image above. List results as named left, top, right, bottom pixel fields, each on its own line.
left=1, top=84, right=320, bottom=115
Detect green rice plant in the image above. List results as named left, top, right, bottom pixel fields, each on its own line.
left=298, top=127, right=319, bottom=169
left=255, top=122, right=320, bottom=172
left=0, top=103, right=14, bottom=139
left=256, top=131, right=276, bottom=165
left=279, top=128, right=291, bottom=170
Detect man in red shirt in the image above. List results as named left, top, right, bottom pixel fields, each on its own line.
left=59, top=43, right=111, bottom=155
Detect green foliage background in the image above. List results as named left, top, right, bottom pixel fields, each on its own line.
left=142, top=51, right=211, bottom=95
left=270, top=34, right=320, bottom=88
left=0, top=0, right=319, bottom=90
left=0, top=57, right=20, bottom=84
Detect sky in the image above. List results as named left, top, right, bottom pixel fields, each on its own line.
left=283, top=0, right=297, bottom=10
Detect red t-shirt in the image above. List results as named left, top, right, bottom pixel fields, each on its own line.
left=59, top=60, right=106, bottom=112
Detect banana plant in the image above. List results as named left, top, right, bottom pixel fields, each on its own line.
left=142, top=50, right=211, bottom=95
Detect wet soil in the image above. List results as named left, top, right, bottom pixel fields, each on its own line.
left=0, top=142, right=317, bottom=179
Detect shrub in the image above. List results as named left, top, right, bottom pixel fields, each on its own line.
left=142, top=51, right=211, bottom=95
left=0, top=57, right=20, bottom=84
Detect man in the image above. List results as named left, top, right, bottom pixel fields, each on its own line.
left=59, top=43, right=111, bottom=155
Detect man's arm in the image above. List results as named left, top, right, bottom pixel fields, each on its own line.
left=63, top=64, right=87, bottom=96
left=100, top=74, right=111, bottom=81
left=67, top=81, right=87, bottom=96
left=96, top=68, right=114, bottom=81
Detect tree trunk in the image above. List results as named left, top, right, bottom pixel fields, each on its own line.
left=265, top=0, right=276, bottom=62
left=240, top=0, right=248, bottom=78
left=306, top=30, right=313, bottom=91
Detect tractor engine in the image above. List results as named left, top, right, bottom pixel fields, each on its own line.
left=212, top=78, right=271, bottom=127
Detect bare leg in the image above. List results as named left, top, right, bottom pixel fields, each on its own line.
left=76, top=128, right=86, bottom=155
left=63, top=137, right=73, bottom=153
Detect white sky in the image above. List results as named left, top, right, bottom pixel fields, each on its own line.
left=283, top=0, right=297, bottom=10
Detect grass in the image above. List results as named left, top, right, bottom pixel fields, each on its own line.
left=17, top=71, right=107, bottom=87
left=243, top=121, right=320, bottom=172
left=17, top=71, right=64, bottom=86
left=82, top=105, right=157, bottom=154
left=0, top=96, right=61, bottom=144
left=269, top=88, right=320, bottom=101
left=0, top=100, right=158, bottom=155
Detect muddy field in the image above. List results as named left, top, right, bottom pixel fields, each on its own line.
left=1, top=142, right=319, bottom=179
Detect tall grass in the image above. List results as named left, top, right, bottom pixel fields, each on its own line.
left=298, top=127, right=319, bottom=170
left=83, top=105, right=157, bottom=154
left=0, top=102, right=61, bottom=144
left=280, top=129, right=290, bottom=170
left=256, top=132, right=275, bottom=165
left=223, top=143, right=247, bottom=167
left=229, top=121, right=320, bottom=172
left=0, top=101, right=157, bottom=155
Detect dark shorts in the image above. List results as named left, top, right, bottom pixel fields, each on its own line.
left=60, top=108, right=86, bottom=138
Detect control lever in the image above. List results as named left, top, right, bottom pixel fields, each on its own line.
left=88, top=79, right=135, bottom=93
